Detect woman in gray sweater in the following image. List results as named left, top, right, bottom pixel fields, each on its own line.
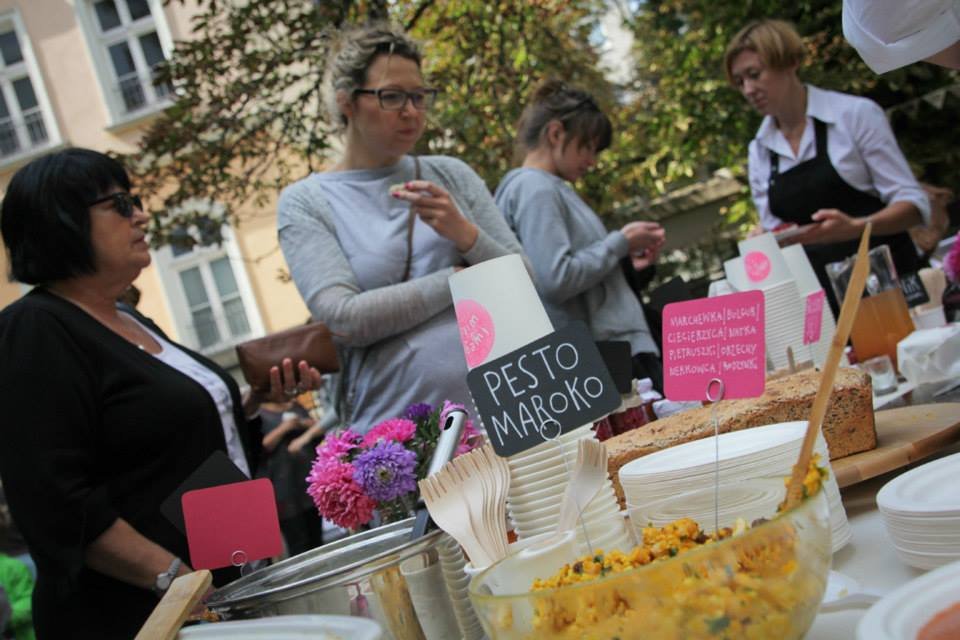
left=495, top=80, right=666, bottom=391
left=278, top=25, right=523, bottom=433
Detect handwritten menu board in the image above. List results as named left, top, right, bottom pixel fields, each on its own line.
left=467, top=322, right=620, bottom=457
left=663, top=291, right=766, bottom=401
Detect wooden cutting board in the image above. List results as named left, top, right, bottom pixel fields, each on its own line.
left=832, top=403, right=960, bottom=488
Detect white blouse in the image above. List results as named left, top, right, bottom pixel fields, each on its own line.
left=843, top=0, right=960, bottom=74
left=126, top=313, right=251, bottom=477
left=747, top=84, right=931, bottom=232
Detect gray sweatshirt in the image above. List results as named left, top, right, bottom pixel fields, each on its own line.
left=495, top=167, right=658, bottom=356
left=278, top=155, right=525, bottom=432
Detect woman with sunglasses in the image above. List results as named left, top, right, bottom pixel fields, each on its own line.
left=278, top=24, right=523, bottom=433
left=495, top=80, right=666, bottom=391
left=0, top=148, right=321, bottom=639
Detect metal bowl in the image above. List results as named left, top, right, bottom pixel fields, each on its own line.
left=206, top=519, right=444, bottom=640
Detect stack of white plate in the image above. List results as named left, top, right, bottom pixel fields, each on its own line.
left=177, top=615, right=382, bottom=639
left=877, top=452, right=960, bottom=570
left=618, top=421, right=851, bottom=552
left=758, top=279, right=806, bottom=371
left=506, top=425, right=631, bottom=554
left=628, top=478, right=785, bottom=533
left=857, top=560, right=960, bottom=639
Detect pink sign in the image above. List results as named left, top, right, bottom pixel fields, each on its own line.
left=183, top=479, right=282, bottom=570
left=455, top=299, right=495, bottom=368
left=663, top=291, right=766, bottom=401
left=744, top=251, right=772, bottom=282
left=803, top=290, right=826, bottom=345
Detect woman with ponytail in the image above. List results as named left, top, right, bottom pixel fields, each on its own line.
left=495, top=80, right=666, bottom=391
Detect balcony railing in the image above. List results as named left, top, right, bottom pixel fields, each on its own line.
left=114, top=71, right=173, bottom=115
left=0, top=108, right=48, bottom=159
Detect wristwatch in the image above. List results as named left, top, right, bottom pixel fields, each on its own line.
left=153, top=557, right=182, bottom=596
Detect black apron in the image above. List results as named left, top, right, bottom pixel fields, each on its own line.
left=767, top=118, right=920, bottom=314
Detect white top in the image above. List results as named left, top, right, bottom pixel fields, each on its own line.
left=747, top=85, right=931, bottom=232
left=126, top=313, right=251, bottom=477
left=843, top=0, right=960, bottom=74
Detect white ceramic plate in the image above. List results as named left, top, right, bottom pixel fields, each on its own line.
left=178, top=615, right=382, bottom=640
left=857, top=560, right=960, bottom=639
left=877, top=452, right=960, bottom=516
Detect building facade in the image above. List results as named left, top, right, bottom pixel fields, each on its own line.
left=0, top=0, right=311, bottom=375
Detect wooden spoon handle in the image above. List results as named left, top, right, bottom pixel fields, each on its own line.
left=135, top=570, right=213, bottom=640
left=785, top=223, right=872, bottom=509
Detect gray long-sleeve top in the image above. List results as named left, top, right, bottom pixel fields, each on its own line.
left=495, top=167, right=658, bottom=356
left=278, top=155, right=524, bottom=432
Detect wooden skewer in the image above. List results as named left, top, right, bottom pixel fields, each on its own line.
left=784, top=223, right=872, bottom=509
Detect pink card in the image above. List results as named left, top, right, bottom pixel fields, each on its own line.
left=803, top=290, right=826, bottom=345
left=182, top=478, right=282, bottom=570
left=663, top=291, right=766, bottom=401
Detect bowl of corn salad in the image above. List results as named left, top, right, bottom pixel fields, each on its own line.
left=468, top=466, right=832, bottom=640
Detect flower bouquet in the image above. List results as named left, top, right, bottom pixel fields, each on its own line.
left=306, top=401, right=482, bottom=530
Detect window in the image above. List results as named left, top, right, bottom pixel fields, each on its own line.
left=0, top=12, right=59, bottom=162
left=153, top=222, right=264, bottom=355
left=80, top=0, right=173, bottom=121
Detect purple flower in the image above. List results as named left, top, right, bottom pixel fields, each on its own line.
left=404, top=402, right=434, bottom=422
left=439, top=400, right=467, bottom=426
left=353, top=441, right=417, bottom=502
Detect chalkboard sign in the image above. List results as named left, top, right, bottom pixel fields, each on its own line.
left=900, top=272, right=930, bottom=308
left=467, top=322, right=621, bottom=457
left=595, top=340, right=633, bottom=394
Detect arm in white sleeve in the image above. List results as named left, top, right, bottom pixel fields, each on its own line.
left=852, top=99, right=931, bottom=225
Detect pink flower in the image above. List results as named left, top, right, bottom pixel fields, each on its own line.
left=457, top=419, right=483, bottom=456
left=439, top=401, right=483, bottom=456
left=944, top=232, right=960, bottom=284
left=362, top=418, right=417, bottom=447
left=315, top=429, right=362, bottom=464
left=306, top=459, right=375, bottom=530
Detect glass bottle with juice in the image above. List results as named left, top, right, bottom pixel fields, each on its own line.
left=827, top=245, right=915, bottom=369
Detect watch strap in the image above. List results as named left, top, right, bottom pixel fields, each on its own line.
left=153, top=556, right=182, bottom=596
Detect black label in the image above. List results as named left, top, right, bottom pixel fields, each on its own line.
left=900, top=272, right=930, bottom=308
left=466, top=322, right=621, bottom=457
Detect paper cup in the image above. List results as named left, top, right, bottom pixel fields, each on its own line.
left=449, top=254, right=553, bottom=369
left=912, top=304, right=947, bottom=329
left=399, top=552, right=460, bottom=640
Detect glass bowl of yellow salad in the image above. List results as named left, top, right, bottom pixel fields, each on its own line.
left=468, top=475, right=831, bottom=640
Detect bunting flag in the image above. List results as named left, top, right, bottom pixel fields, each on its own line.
left=886, top=82, right=959, bottom=117
left=923, top=88, right=948, bottom=110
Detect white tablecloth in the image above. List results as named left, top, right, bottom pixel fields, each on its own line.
left=807, top=441, right=960, bottom=638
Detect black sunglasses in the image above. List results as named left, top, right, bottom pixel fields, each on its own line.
left=353, top=87, right=438, bottom=111
left=88, top=192, right=143, bottom=218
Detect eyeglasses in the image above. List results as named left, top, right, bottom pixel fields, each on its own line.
left=87, top=192, right=143, bottom=218
left=353, top=87, right=438, bottom=111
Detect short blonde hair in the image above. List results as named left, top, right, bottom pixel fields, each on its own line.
left=724, top=19, right=805, bottom=85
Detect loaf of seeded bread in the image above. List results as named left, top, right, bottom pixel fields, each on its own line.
left=607, top=367, right=875, bottom=507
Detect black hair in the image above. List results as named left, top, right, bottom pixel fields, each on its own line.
left=514, top=79, right=613, bottom=161
left=1, top=147, right=131, bottom=285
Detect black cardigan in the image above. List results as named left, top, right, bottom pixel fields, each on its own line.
left=0, top=288, right=261, bottom=639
